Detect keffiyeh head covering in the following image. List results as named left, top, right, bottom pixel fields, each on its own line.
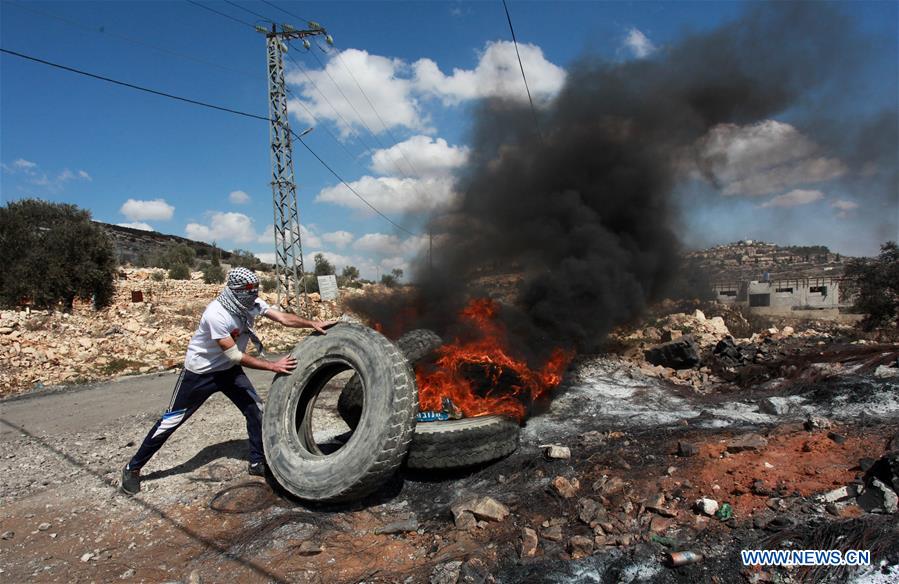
left=217, top=267, right=264, bottom=355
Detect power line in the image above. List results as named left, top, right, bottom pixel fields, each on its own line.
left=0, top=48, right=269, bottom=121
left=185, top=0, right=255, bottom=29
left=283, top=49, right=379, bottom=157
left=5, top=1, right=261, bottom=80
left=324, top=42, right=425, bottom=181
left=221, top=0, right=274, bottom=24
left=501, top=0, right=543, bottom=143
left=305, top=44, right=393, bottom=153
left=0, top=46, right=417, bottom=236
left=259, top=0, right=311, bottom=25
left=290, top=129, right=416, bottom=236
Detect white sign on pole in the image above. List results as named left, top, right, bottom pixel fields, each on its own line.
left=317, top=275, right=338, bottom=301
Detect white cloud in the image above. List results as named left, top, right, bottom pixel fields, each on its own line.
left=286, top=48, right=425, bottom=137
left=254, top=252, right=276, bottom=265
left=413, top=41, right=565, bottom=106
left=116, top=222, right=154, bottom=231
left=185, top=212, right=257, bottom=244
left=12, top=158, right=37, bottom=172
left=120, top=198, right=175, bottom=221
left=831, top=199, right=859, bottom=211
left=322, top=230, right=354, bottom=249
left=229, top=190, right=250, bottom=204
left=831, top=199, right=859, bottom=219
left=353, top=232, right=428, bottom=258
left=255, top=223, right=323, bottom=249
left=2, top=160, right=91, bottom=191
left=760, top=189, right=825, bottom=208
left=623, top=28, right=656, bottom=58
left=696, top=120, right=847, bottom=197
left=370, top=135, right=469, bottom=178
left=316, top=175, right=457, bottom=215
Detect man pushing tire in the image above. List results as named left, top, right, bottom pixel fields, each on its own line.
left=120, top=267, right=335, bottom=495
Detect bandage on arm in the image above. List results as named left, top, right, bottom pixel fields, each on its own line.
left=223, top=344, right=244, bottom=364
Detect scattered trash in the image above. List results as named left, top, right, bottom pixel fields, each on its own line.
left=667, top=551, right=703, bottom=567
left=441, top=397, right=463, bottom=420
left=416, top=410, right=450, bottom=423
left=651, top=535, right=675, bottom=547
left=715, top=503, right=733, bottom=521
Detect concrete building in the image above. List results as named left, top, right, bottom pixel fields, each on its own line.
left=711, top=276, right=857, bottom=320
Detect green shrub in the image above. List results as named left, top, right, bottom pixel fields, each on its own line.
left=261, top=277, right=277, bottom=293
left=168, top=263, right=191, bottom=280
left=151, top=271, right=165, bottom=282
left=844, top=241, right=899, bottom=330
left=229, top=249, right=262, bottom=270
left=202, top=263, right=225, bottom=284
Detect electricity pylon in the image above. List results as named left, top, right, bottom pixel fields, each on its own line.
left=258, top=22, right=332, bottom=310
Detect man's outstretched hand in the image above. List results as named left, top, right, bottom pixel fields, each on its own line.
left=269, top=354, right=297, bottom=374
left=310, top=319, right=338, bottom=335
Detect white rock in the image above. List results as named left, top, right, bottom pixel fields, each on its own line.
left=874, top=365, right=899, bottom=379
left=544, top=445, right=571, bottom=460
left=695, top=498, right=719, bottom=516
left=80, top=552, right=93, bottom=562
left=759, top=397, right=791, bottom=416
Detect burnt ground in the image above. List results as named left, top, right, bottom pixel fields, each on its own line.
left=1, top=355, right=898, bottom=583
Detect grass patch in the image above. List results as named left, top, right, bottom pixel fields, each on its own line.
left=101, top=358, right=145, bottom=376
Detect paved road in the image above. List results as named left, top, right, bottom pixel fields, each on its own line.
left=0, top=367, right=278, bottom=442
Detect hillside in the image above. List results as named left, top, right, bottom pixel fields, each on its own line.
left=684, top=240, right=852, bottom=282
left=96, top=222, right=264, bottom=267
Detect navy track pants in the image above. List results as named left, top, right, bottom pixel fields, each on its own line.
left=126, top=366, right=264, bottom=470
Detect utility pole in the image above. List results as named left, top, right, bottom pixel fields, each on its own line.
left=257, top=22, right=332, bottom=311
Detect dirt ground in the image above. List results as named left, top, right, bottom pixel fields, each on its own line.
left=2, top=350, right=898, bottom=583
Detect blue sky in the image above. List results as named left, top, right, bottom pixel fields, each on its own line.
left=1, top=1, right=896, bottom=278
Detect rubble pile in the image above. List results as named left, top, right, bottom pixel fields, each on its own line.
left=610, top=307, right=896, bottom=391
left=0, top=268, right=350, bottom=396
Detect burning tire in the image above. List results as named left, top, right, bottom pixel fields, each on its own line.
left=405, top=415, right=520, bottom=470
left=338, top=329, right=443, bottom=429
left=262, top=323, right=416, bottom=502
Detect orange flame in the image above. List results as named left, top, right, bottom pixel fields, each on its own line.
left=415, top=298, right=572, bottom=421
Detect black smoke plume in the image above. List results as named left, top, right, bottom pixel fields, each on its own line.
left=348, top=4, right=888, bottom=362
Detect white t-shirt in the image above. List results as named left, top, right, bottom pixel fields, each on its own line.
left=183, top=298, right=270, bottom=374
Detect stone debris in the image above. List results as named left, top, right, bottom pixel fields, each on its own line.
left=695, top=498, right=719, bottom=516
left=567, top=535, right=594, bottom=559
left=374, top=518, right=419, bottom=535
left=644, top=335, right=701, bottom=370
left=874, top=365, right=899, bottom=379
left=758, top=397, right=791, bottom=416
left=0, top=267, right=349, bottom=396
left=727, top=434, right=768, bottom=453
left=677, top=441, right=699, bottom=457
left=430, top=561, right=462, bottom=584
left=804, top=416, right=833, bottom=432
left=451, top=496, right=510, bottom=525
left=520, top=528, right=538, bottom=558
left=857, top=479, right=898, bottom=514
left=543, top=445, right=571, bottom=460
left=551, top=476, right=580, bottom=499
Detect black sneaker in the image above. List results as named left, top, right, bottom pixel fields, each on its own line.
left=121, top=466, right=140, bottom=495
left=248, top=461, right=267, bottom=477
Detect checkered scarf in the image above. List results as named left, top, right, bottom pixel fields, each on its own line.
left=217, top=267, right=264, bottom=355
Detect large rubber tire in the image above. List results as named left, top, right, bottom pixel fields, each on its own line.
left=262, top=323, right=417, bottom=502
left=338, top=329, right=443, bottom=429
left=405, top=415, right=520, bottom=470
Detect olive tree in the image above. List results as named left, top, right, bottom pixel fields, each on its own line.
left=0, top=199, right=117, bottom=310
